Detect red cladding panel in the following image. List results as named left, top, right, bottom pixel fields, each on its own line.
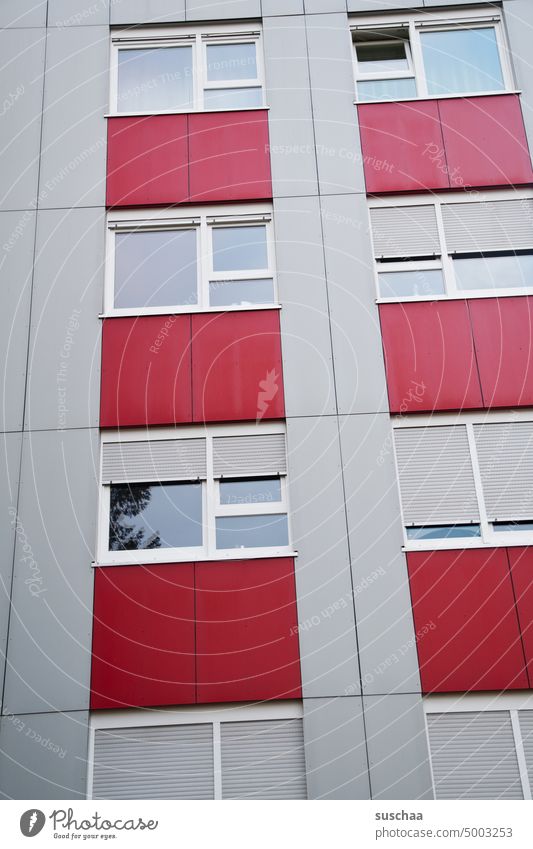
left=100, top=316, right=193, bottom=427
left=191, top=310, right=284, bottom=423
left=508, top=547, right=533, bottom=687
left=379, top=301, right=483, bottom=413
left=407, top=549, right=528, bottom=693
left=439, top=96, right=533, bottom=188
left=106, top=115, right=188, bottom=207
left=91, top=564, right=195, bottom=709
left=469, top=297, right=533, bottom=409
left=188, top=110, right=272, bottom=202
left=357, top=101, right=449, bottom=193
left=195, top=559, right=301, bottom=703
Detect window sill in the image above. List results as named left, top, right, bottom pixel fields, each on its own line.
left=355, top=89, right=521, bottom=107
left=376, top=290, right=533, bottom=305
left=403, top=537, right=533, bottom=553
left=93, top=549, right=298, bottom=568
left=99, top=304, right=282, bottom=319
left=105, top=106, right=269, bottom=119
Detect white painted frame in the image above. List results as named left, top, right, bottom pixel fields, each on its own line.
left=104, top=203, right=278, bottom=318
left=110, top=23, right=265, bottom=116
left=393, top=409, right=533, bottom=552
left=351, top=8, right=515, bottom=104
left=354, top=36, right=417, bottom=99
left=200, top=34, right=264, bottom=108
left=87, top=700, right=304, bottom=800
left=97, top=422, right=295, bottom=566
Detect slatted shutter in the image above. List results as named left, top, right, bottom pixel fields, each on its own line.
left=220, top=719, right=307, bottom=799
left=394, top=426, right=479, bottom=525
left=212, top=433, right=287, bottom=478
left=92, top=724, right=214, bottom=799
left=370, top=205, right=440, bottom=258
left=427, top=712, right=523, bottom=800
left=442, top=200, right=533, bottom=254
left=518, top=710, right=533, bottom=793
left=474, top=422, right=533, bottom=521
left=101, top=438, right=207, bottom=483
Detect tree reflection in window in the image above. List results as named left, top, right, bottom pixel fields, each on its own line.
left=109, top=484, right=161, bottom=551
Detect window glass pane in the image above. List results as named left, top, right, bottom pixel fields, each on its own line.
left=493, top=522, right=533, bottom=533
left=114, top=229, right=197, bottom=309
left=109, top=483, right=202, bottom=550
left=219, top=478, right=281, bottom=505
left=453, top=254, right=533, bottom=292
left=356, top=41, right=409, bottom=73
left=212, top=226, right=268, bottom=272
left=117, top=47, right=193, bottom=112
left=216, top=514, right=289, bottom=549
left=203, top=87, right=262, bottom=110
left=406, top=525, right=481, bottom=541
left=206, top=43, right=257, bottom=81
left=209, top=278, right=274, bottom=307
left=357, top=77, right=417, bottom=102
left=421, top=28, right=504, bottom=96
left=378, top=269, right=445, bottom=298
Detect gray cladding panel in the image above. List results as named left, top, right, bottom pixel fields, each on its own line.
left=0, top=433, right=22, bottom=714
left=48, top=0, right=110, bottom=26
left=186, top=0, right=261, bottom=21
left=505, top=1, right=533, bottom=173
left=0, top=0, right=47, bottom=27
left=110, top=0, right=185, bottom=24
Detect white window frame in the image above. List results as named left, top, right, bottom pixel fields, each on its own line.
left=110, top=24, right=265, bottom=116
left=87, top=700, right=304, bottom=800
left=97, top=422, right=294, bottom=566
left=369, top=189, right=533, bottom=303
left=393, top=409, right=533, bottom=552
left=352, top=8, right=515, bottom=104
left=354, top=36, right=417, bottom=95
left=104, top=203, right=278, bottom=317
left=424, top=693, right=533, bottom=801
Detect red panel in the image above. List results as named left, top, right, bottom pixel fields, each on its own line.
left=508, top=547, right=533, bottom=687
left=195, top=559, right=301, bottom=703
left=91, top=564, right=195, bottom=709
left=407, top=549, right=528, bottom=693
left=379, top=301, right=483, bottom=413
left=191, top=310, right=284, bottom=423
left=100, top=316, right=193, bottom=428
left=357, top=101, right=450, bottom=193
left=188, top=110, right=272, bottom=202
left=469, top=297, right=533, bottom=409
left=106, top=115, right=189, bottom=207
left=439, top=95, right=533, bottom=188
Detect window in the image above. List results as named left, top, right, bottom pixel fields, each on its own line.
left=88, top=702, right=306, bottom=800
left=105, top=205, right=276, bottom=316
left=394, top=411, right=533, bottom=550
left=98, top=424, right=292, bottom=564
left=111, top=25, right=264, bottom=114
left=352, top=10, right=511, bottom=102
left=369, top=191, right=533, bottom=302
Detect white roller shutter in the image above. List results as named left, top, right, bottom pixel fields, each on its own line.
left=394, top=426, right=479, bottom=525
left=102, top=438, right=207, bottom=483
left=474, top=422, right=533, bottom=521
left=213, top=433, right=287, bottom=478
left=442, top=200, right=533, bottom=254
left=518, top=710, right=533, bottom=792
left=221, top=719, right=307, bottom=799
left=92, top=724, right=214, bottom=799
left=370, top=205, right=440, bottom=258
left=427, top=712, right=523, bottom=800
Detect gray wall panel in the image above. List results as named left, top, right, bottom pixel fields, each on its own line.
left=505, top=1, right=533, bottom=157
left=0, top=433, right=22, bottom=714
left=0, top=210, right=35, bottom=432
left=275, top=196, right=336, bottom=417
left=263, top=0, right=304, bottom=15
left=110, top=0, right=185, bottom=24
left=287, top=416, right=360, bottom=697
left=25, top=208, right=104, bottom=432
left=3, top=428, right=97, bottom=715
left=263, top=16, right=318, bottom=197
left=0, top=28, right=45, bottom=212
left=186, top=0, right=261, bottom=22
left=49, top=0, right=110, bottom=27
left=303, top=697, right=370, bottom=799
left=0, top=1, right=47, bottom=28
left=0, top=711, right=89, bottom=800
left=305, top=1, right=347, bottom=15
left=339, top=413, right=421, bottom=695
left=39, top=26, right=108, bottom=209
left=364, top=694, right=433, bottom=800
left=347, top=1, right=417, bottom=10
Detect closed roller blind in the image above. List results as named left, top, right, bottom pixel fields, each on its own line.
left=102, top=438, right=207, bottom=483
left=394, top=426, right=479, bottom=525
left=213, top=433, right=287, bottom=478
left=518, top=710, right=533, bottom=792
left=221, top=719, right=307, bottom=800
left=427, top=712, right=523, bottom=800
left=442, top=200, right=533, bottom=253
left=474, top=422, right=533, bottom=521
left=92, top=724, right=214, bottom=799
left=370, top=205, right=440, bottom=258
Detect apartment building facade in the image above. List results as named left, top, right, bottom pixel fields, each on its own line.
left=2, top=0, right=533, bottom=800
